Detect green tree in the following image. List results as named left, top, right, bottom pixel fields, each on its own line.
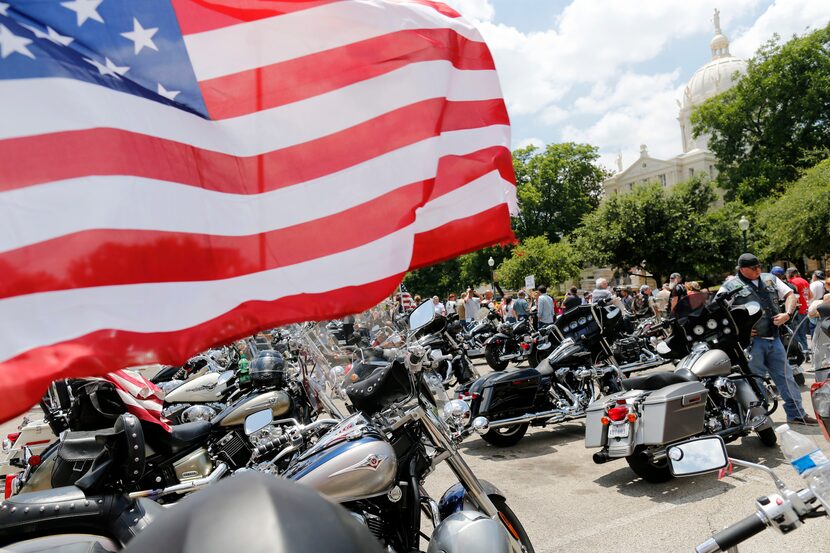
left=402, top=257, right=461, bottom=298
left=574, top=177, right=742, bottom=284
left=692, top=24, right=830, bottom=203
left=496, top=236, right=581, bottom=290
left=512, top=143, right=608, bottom=242
left=458, top=246, right=512, bottom=290
left=756, top=158, right=830, bottom=265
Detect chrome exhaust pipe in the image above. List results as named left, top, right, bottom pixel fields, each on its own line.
left=487, top=408, right=585, bottom=428
left=129, top=462, right=228, bottom=499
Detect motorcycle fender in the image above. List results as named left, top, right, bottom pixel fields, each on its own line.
left=438, top=480, right=505, bottom=520
left=483, top=333, right=510, bottom=346
left=734, top=378, right=762, bottom=410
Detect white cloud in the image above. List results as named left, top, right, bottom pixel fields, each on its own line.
left=731, top=0, right=830, bottom=58
left=516, top=137, right=545, bottom=150
left=443, top=0, right=495, bottom=22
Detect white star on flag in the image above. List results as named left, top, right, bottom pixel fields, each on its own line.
left=84, top=56, right=129, bottom=77
left=0, top=24, right=35, bottom=59
left=21, top=24, right=74, bottom=46
left=61, top=0, right=104, bottom=26
left=157, top=83, right=180, bottom=100
left=121, top=18, right=158, bottom=55
left=0, top=3, right=9, bottom=16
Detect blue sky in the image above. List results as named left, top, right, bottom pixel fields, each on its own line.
left=445, top=0, right=830, bottom=172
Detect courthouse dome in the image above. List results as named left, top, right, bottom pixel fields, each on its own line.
left=682, top=9, right=746, bottom=109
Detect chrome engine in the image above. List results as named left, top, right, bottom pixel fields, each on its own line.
left=713, top=377, right=737, bottom=399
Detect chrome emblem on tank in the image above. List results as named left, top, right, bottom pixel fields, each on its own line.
left=327, top=454, right=388, bottom=478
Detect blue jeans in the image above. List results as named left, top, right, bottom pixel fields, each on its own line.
left=748, top=337, right=806, bottom=420
left=791, top=312, right=809, bottom=352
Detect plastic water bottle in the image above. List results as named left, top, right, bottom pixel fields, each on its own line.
left=776, top=424, right=830, bottom=510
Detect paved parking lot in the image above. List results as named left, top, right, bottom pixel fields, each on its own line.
left=423, top=359, right=830, bottom=553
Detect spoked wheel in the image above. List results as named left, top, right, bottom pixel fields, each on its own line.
left=625, top=445, right=673, bottom=483
left=481, top=423, right=529, bottom=447
left=484, top=343, right=509, bottom=371
left=489, top=494, right=535, bottom=553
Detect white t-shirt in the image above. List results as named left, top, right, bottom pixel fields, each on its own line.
left=811, top=280, right=826, bottom=307
left=433, top=302, right=446, bottom=316
left=753, top=275, right=793, bottom=301
left=464, top=297, right=480, bottom=320
left=446, top=301, right=457, bottom=315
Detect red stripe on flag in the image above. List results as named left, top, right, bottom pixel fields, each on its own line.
left=0, top=275, right=403, bottom=420
left=172, top=0, right=460, bottom=36
left=0, top=146, right=512, bottom=298
left=411, top=204, right=515, bottom=270
left=0, top=99, right=509, bottom=192
left=200, top=29, right=494, bottom=119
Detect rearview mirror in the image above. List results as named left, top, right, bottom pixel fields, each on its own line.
left=744, top=301, right=761, bottom=316
left=244, top=409, right=272, bottom=435
left=667, top=436, right=728, bottom=476
left=409, top=301, right=434, bottom=332
left=655, top=341, right=672, bottom=355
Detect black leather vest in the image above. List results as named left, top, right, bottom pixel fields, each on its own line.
left=723, top=273, right=782, bottom=338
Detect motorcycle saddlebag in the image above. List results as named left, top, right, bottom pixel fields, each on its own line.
left=584, top=390, right=634, bottom=448
left=477, top=368, right=540, bottom=417
left=641, top=382, right=707, bottom=445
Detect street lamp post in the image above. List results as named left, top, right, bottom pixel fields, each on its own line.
left=738, top=216, right=750, bottom=252
left=488, top=256, right=495, bottom=296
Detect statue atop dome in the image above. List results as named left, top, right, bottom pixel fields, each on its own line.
left=713, top=8, right=721, bottom=34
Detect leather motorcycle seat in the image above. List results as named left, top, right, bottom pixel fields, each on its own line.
left=621, top=370, right=697, bottom=391
left=146, top=420, right=211, bottom=455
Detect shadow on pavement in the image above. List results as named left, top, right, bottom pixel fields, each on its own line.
left=459, top=421, right=586, bottom=461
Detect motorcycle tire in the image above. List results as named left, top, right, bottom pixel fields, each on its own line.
left=481, top=423, right=528, bottom=447
left=527, top=348, right=543, bottom=369
left=757, top=427, right=778, bottom=447
left=489, top=494, right=535, bottom=553
left=484, top=344, right=509, bottom=372
left=625, top=446, right=673, bottom=483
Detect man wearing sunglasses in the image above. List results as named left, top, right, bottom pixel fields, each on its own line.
left=721, top=253, right=818, bottom=425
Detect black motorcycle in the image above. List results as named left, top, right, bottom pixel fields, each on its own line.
left=458, top=308, right=500, bottom=358
left=456, top=302, right=625, bottom=446
left=482, top=316, right=544, bottom=371
left=411, top=313, right=478, bottom=387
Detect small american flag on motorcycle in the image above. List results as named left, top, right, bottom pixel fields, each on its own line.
left=399, top=284, right=416, bottom=310
left=0, top=0, right=516, bottom=421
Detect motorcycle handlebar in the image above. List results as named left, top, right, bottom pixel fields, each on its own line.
left=696, top=512, right=767, bottom=553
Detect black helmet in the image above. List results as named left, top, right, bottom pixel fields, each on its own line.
left=250, top=350, right=285, bottom=388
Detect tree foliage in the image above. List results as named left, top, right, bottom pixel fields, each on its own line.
left=512, top=143, right=608, bottom=242
left=496, top=236, right=581, bottom=290
left=756, top=158, right=830, bottom=263
left=692, top=24, right=830, bottom=203
left=574, top=177, right=742, bottom=284
left=402, top=257, right=461, bottom=298
left=458, top=246, right=512, bottom=289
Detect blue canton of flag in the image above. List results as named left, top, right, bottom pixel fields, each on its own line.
left=0, top=0, right=207, bottom=116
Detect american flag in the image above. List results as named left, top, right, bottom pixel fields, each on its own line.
left=399, top=283, right=415, bottom=310
left=0, top=0, right=516, bottom=421
left=104, top=370, right=171, bottom=431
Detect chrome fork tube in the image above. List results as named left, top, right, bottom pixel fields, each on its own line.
left=418, top=408, right=524, bottom=553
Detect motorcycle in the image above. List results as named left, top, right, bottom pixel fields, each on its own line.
left=482, top=316, right=542, bottom=371
left=7, top=350, right=323, bottom=502
left=666, top=433, right=825, bottom=553
left=411, top=312, right=478, bottom=388
left=585, top=286, right=778, bottom=482
left=460, top=307, right=500, bottom=358
left=610, top=316, right=671, bottom=374
left=249, top=300, right=534, bottom=553
left=457, top=301, right=625, bottom=447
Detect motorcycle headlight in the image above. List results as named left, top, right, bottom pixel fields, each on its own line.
left=441, top=399, right=471, bottom=427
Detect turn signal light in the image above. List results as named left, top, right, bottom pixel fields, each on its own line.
left=6, top=432, right=19, bottom=443
left=627, top=413, right=637, bottom=423
left=600, top=416, right=610, bottom=426
left=607, top=406, right=629, bottom=422
left=28, top=455, right=41, bottom=467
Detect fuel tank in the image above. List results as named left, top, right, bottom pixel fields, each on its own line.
left=215, top=390, right=292, bottom=427
left=680, top=348, right=733, bottom=378
left=283, top=414, right=396, bottom=502
left=164, top=371, right=229, bottom=403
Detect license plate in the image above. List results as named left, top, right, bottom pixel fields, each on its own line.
left=608, top=423, right=629, bottom=438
